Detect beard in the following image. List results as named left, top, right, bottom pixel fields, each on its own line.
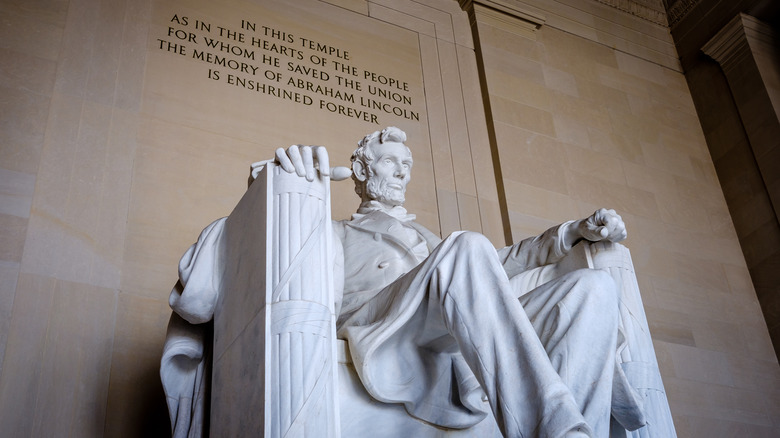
left=366, top=177, right=406, bottom=206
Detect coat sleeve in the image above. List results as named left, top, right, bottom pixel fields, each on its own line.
left=161, top=217, right=226, bottom=438
left=168, top=217, right=227, bottom=324
left=161, top=313, right=209, bottom=438
left=496, top=220, right=576, bottom=278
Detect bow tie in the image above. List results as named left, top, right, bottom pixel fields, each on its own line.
left=351, top=200, right=417, bottom=222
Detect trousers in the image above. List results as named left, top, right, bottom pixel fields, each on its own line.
left=342, top=231, right=619, bottom=437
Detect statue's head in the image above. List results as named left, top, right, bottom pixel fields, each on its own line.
left=351, top=126, right=413, bottom=207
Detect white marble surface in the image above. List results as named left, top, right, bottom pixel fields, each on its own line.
left=161, top=127, right=675, bottom=438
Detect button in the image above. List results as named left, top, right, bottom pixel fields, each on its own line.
left=378, top=261, right=389, bottom=269
left=373, top=233, right=381, bottom=241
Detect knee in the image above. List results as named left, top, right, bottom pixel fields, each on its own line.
left=448, top=231, right=495, bottom=256
left=567, top=269, right=619, bottom=311
left=571, top=269, right=616, bottom=292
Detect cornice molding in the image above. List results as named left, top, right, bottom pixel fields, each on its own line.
left=702, top=13, right=777, bottom=74
left=664, top=0, right=702, bottom=28
left=459, top=0, right=546, bottom=39
left=461, top=0, right=668, bottom=29
left=594, top=0, right=668, bottom=26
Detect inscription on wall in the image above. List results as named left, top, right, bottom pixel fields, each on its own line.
left=157, top=14, right=420, bottom=125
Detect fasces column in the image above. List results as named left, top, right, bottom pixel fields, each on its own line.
left=211, top=163, right=339, bottom=437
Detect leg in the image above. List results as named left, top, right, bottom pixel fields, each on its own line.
left=422, top=232, right=590, bottom=437
left=519, top=270, right=619, bottom=436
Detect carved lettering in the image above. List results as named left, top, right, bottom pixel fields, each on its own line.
left=299, top=37, right=349, bottom=60
left=368, top=85, right=411, bottom=105
left=287, top=62, right=329, bottom=81
left=168, top=27, right=197, bottom=43
left=217, top=26, right=245, bottom=42
left=157, top=38, right=186, bottom=55
left=170, top=14, right=188, bottom=26
left=157, top=13, right=420, bottom=125
left=359, top=96, right=419, bottom=121
left=250, top=38, right=304, bottom=60
left=262, top=25, right=295, bottom=43
left=192, top=50, right=259, bottom=75
left=363, top=70, right=409, bottom=91
left=204, top=37, right=255, bottom=59
left=319, top=99, right=378, bottom=123
left=287, top=77, right=354, bottom=102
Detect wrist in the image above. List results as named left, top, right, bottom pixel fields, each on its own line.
left=564, top=220, right=584, bottom=249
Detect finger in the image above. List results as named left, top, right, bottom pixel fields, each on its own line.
left=313, top=146, right=330, bottom=177
left=591, top=208, right=606, bottom=227
left=301, top=146, right=315, bottom=181
left=276, top=148, right=295, bottom=173
left=604, top=214, right=619, bottom=230
left=331, top=166, right=352, bottom=181
left=288, top=145, right=306, bottom=177
left=598, top=226, right=609, bottom=239
left=609, top=221, right=627, bottom=241
left=609, top=231, right=627, bottom=243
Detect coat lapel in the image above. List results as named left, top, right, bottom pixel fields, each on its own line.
left=346, top=211, right=419, bottom=255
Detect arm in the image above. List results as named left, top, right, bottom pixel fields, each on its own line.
left=498, top=208, right=627, bottom=278
left=169, top=217, right=227, bottom=324
left=497, top=222, right=574, bottom=278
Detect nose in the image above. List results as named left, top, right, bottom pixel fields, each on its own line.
left=394, top=164, right=407, bottom=179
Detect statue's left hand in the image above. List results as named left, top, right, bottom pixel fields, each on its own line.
left=577, top=208, right=627, bottom=243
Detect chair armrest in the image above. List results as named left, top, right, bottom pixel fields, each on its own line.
left=505, top=240, right=677, bottom=436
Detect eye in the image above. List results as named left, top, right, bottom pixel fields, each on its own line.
left=384, top=158, right=392, bottom=165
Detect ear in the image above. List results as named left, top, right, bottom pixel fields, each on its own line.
left=352, top=161, right=367, bottom=182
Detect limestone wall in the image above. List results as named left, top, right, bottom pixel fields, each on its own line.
left=0, top=0, right=777, bottom=436
left=470, top=1, right=779, bottom=435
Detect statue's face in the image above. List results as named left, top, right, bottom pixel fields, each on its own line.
left=365, top=141, right=413, bottom=207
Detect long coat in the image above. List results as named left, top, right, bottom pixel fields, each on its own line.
left=331, top=210, right=573, bottom=429
left=161, top=209, right=578, bottom=434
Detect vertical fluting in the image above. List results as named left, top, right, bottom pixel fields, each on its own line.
left=279, top=192, right=290, bottom=301
left=269, top=167, right=336, bottom=438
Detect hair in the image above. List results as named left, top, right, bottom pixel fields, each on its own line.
left=351, top=126, right=408, bottom=198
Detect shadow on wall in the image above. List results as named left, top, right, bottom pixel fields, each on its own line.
left=107, top=356, right=171, bottom=437
left=138, top=363, right=171, bottom=437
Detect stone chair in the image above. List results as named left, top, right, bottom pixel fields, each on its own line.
left=161, top=165, right=676, bottom=437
